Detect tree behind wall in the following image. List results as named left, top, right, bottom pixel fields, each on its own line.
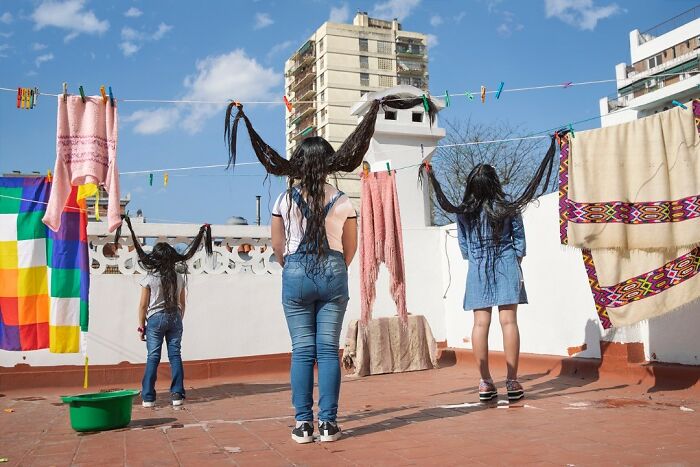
left=430, top=118, right=554, bottom=226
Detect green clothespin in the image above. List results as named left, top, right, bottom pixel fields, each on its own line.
left=149, top=173, right=153, bottom=186
left=386, top=162, right=391, bottom=175
left=445, top=90, right=450, bottom=107
left=421, top=94, right=429, bottom=112
left=466, top=91, right=474, bottom=101
left=78, top=86, right=86, bottom=103
left=568, top=123, right=575, bottom=138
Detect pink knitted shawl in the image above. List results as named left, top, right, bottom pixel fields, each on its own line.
left=359, top=171, right=408, bottom=325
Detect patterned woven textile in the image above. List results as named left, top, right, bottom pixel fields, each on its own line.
left=559, top=102, right=700, bottom=328
left=0, top=176, right=89, bottom=352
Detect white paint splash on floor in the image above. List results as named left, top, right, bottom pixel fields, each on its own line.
left=680, top=406, right=695, bottom=412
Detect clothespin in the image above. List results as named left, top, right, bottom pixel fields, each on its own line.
left=78, top=85, right=85, bottom=103
left=480, top=85, right=486, bottom=103
left=16, top=88, right=21, bottom=108
left=100, top=86, right=107, bottom=104
left=568, top=123, right=575, bottom=138
left=562, top=81, right=573, bottom=88
left=466, top=91, right=474, bottom=101
left=495, top=81, right=504, bottom=100
left=444, top=90, right=450, bottom=107
left=108, top=86, right=114, bottom=106
left=421, top=94, right=429, bottom=112
left=149, top=173, right=153, bottom=186
left=32, top=87, right=38, bottom=109
left=164, top=172, right=169, bottom=187
left=23, top=88, right=30, bottom=109
left=29, top=89, right=35, bottom=109
left=63, top=82, right=68, bottom=102
left=424, top=160, right=431, bottom=173
left=47, top=170, right=52, bottom=182
left=283, top=95, right=292, bottom=112
left=386, top=162, right=391, bottom=175
left=672, top=100, right=688, bottom=110
left=362, top=161, right=370, bottom=177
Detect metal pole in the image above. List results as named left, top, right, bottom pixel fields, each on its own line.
left=255, top=195, right=261, bottom=226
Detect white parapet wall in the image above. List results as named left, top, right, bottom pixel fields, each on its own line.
left=2, top=194, right=699, bottom=368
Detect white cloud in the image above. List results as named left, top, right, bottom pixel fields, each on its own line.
left=32, top=42, right=47, bottom=51
left=26, top=70, right=38, bottom=76
left=119, top=41, right=140, bottom=56
left=0, top=32, right=13, bottom=38
left=545, top=0, right=621, bottom=30
left=125, top=49, right=281, bottom=135
left=425, top=34, right=438, bottom=48
left=486, top=0, right=503, bottom=13
left=371, top=0, right=421, bottom=21
left=180, top=49, right=281, bottom=132
left=0, top=12, right=13, bottom=24
left=266, top=39, right=294, bottom=61
left=254, top=13, right=274, bottom=30
left=35, top=52, right=54, bottom=67
left=31, top=0, right=109, bottom=41
left=329, top=4, right=350, bottom=23
left=454, top=12, right=466, bottom=23
left=496, top=11, right=524, bottom=37
left=0, top=43, right=10, bottom=58
left=124, top=107, right=180, bottom=135
left=430, top=15, right=443, bottom=27
left=124, top=7, right=142, bottom=18
left=119, top=23, right=172, bottom=56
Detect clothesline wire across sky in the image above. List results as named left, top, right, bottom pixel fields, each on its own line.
left=0, top=71, right=697, bottom=105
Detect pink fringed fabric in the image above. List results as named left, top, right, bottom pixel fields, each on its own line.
left=359, top=171, right=408, bottom=325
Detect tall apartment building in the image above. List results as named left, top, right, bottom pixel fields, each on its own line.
left=599, top=6, right=700, bottom=127
left=284, top=12, right=429, bottom=204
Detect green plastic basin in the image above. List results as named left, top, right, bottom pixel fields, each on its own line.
left=61, top=390, right=140, bottom=432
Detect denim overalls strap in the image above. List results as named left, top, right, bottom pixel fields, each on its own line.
left=289, top=187, right=344, bottom=256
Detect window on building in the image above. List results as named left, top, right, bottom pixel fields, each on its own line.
left=379, top=75, right=394, bottom=87
left=360, top=72, right=370, bottom=87
left=319, top=57, right=324, bottom=69
left=319, top=37, right=324, bottom=52
left=384, top=110, right=397, bottom=120
left=377, top=41, right=392, bottom=54
left=319, top=72, right=325, bottom=86
left=378, top=58, right=392, bottom=71
left=360, top=55, right=369, bottom=69
left=648, top=53, right=663, bottom=69
left=412, top=112, right=423, bottom=123
left=359, top=38, right=369, bottom=52
left=319, top=90, right=325, bottom=102
left=320, top=107, right=327, bottom=121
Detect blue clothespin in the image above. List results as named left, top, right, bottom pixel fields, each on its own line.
left=495, top=81, right=504, bottom=99
left=445, top=90, right=450, bottom=107
left=568, top=123, right=575, bottom=138
left=386, top=162, right=391, bottom=175
left=108, top=86, right=114, bottom=106
left=78, top=85, right=86, bottom=103
left=466, top=91, right=474, bottom=101
left=672, top=100, right=688, bottom=110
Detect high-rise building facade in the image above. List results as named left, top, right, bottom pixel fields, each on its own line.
left=599, top=6, right=700, bottom=127
left=284, top=12, right=429, bottom=204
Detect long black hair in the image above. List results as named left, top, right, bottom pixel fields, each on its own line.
left=224, top=95, right=438, bottom=271
left=422, top=132, right=562, bottom=287
left=125, top=217, right=212, bottom=310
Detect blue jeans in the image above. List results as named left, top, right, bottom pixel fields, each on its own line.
left=282, top=251, right=349, bottom=423
left=142, top=311, right=184, bottom=402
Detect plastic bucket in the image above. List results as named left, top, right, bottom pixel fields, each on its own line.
left=61, top=390, right=140, bottom=432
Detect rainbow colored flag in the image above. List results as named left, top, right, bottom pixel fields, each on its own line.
left=0, top=176, right=89, bottom=352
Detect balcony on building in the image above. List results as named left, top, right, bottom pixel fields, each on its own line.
left=397, top=58, right=428, bottom=76
left=396, top=39, right=426, bottom=59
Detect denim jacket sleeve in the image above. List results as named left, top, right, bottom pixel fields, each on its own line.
left=456, top=215, right=470, bottom=260
left=511, top=212, right=526, bottom=258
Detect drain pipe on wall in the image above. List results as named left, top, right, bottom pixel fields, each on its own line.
left=256, top=195, right=261, bottom=226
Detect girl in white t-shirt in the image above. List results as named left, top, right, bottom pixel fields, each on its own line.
left=271, top=137, right=358, bottom=444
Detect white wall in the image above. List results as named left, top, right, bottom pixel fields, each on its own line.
left=630, top=18, right=700, bottom=63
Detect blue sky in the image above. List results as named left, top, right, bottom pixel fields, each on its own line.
left=0, top=0, right=696, bottom=224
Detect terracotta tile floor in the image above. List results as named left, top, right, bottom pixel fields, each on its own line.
left=1, top=363, right=699, bottom=466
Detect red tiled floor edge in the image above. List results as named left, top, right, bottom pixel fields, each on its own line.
left=2, top=342, right=699, bottom=392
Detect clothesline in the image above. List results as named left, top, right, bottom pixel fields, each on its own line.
left=1, top=72, right=697, bottom=106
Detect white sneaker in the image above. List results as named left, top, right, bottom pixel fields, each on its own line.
left=142, top=401, right=155, bottom=408
left=171, top=393, right=184, bottom=407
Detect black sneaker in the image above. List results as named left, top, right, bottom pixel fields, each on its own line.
left=291, top=422, right=314, bottom=444
left=318, top=421, right=342, bottom=442
left=171, top=393, right=185, bottom=407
